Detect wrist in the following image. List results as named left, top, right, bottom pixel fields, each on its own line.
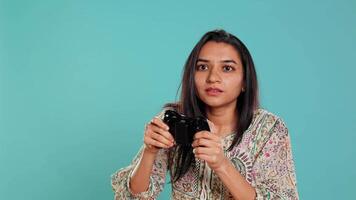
left=213, top=157, right=230, bottom=174
left=143, top=145, right=159, bottom=156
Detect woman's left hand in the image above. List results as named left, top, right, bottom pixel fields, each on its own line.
left=192, top=121, right=228, bottom=171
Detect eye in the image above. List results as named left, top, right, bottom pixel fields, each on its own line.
left=223, top=65, right=234, bottom=72
left=196, top=64, right=208, bottom=71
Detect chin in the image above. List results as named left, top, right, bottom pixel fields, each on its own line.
left=199, top=95, right=238, bottom=109
left=200, top=98, right=226, bottom=108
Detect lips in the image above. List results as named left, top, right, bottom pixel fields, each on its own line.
left=205, top=87, right=223, bottom=92
left=205, top=87, right=223, bottom=96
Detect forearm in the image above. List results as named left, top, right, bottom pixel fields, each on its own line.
left=214, top=158, right=256, bottom=200
left=129, top=148, right=157, bottom=194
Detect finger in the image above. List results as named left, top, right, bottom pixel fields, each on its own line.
left=192, top=138, right=219, bottom=148
left=194, top=154, right=213, bottom=163
left=144, top=135, right=171, bottom=148
left=195, top=131, right=221, bottom=142
left=145, top=124, right=173, bottom=146
left=144, top=122, right=150, bottom=131
left=148, top=129, right=174, bottom=147
left=193, top=147, right=220, bottom=155
left=194, top=131, right=215, bottom=140
left=151, top=117, right=170, bottom=131
left=206, top=119, right=217, bottom=134
left=150, top=124, right=175, bottom=143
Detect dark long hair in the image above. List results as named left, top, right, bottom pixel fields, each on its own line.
left=163, top=29, right=259, bottom=182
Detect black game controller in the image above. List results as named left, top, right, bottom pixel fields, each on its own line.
left=162, top=110, right=210, bottom=145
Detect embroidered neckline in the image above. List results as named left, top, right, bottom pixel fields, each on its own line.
left=216, top=108, right=264, bottom=140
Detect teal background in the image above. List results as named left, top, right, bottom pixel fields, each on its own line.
left=1, top=0, right=355, bottom=199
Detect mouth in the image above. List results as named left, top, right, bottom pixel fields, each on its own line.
left=205, top=87, right=223, bottom=96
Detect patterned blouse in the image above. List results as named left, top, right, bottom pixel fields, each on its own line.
left=111, top=108, right=299, bottom=199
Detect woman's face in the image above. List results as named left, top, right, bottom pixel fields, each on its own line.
left=194, top=41, right=245, bottom=109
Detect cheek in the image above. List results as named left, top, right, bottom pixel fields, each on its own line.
left=194, top=74, right=204, bottom=88
left=224, top=78, right=244, bottom=98
left=225, top=76, right=244, bottom=88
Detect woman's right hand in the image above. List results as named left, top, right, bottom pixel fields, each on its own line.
left=143, top=116, right=175, bottom=154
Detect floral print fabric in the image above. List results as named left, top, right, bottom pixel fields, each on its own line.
left=111, top=108, right=299, bottom=199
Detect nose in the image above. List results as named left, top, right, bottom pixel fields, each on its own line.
left=206, top=67, right=221, bottom=83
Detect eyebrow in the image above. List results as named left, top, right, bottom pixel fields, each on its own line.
left=197, top=58, right=237, bottom=64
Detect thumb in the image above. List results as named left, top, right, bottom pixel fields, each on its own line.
left=206, top=119, right=217, bottom=134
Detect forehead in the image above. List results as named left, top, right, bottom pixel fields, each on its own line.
left=198, top=41, right=241, bottom=61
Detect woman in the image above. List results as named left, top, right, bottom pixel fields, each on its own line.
left=111, top=29, right=299, bottom=199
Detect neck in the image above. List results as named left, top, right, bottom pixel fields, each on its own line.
left=205, top=104, right=238, bottom=137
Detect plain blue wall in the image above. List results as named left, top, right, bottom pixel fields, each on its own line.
left=1, top=0, right=355, bottom=199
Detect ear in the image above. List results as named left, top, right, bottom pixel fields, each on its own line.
left=242, top=82, right=246, bottom=92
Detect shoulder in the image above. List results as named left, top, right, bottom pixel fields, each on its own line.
left=253, top=108, right=288, bottom=130
left=250, top=108, right=290, bottom=142
left=248, top=108, right=291, bottom=157
left=155, top=102, right=181, bottom=120
left=253, top=108, right=278, bottom=121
